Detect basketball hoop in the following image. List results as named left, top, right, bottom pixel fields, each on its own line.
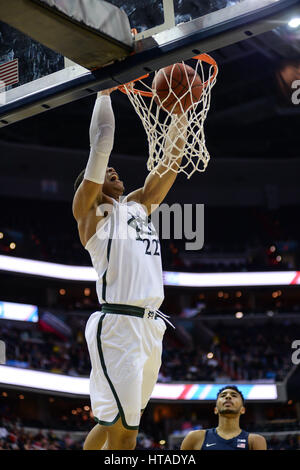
left=118, top=54, right=218, bottom=179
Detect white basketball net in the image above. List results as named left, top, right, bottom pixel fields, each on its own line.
left=120, top=55, right=218, bottom=179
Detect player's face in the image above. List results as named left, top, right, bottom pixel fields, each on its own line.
left=215, top=389, right=245, bottom=416
left=102, top=167, right=124, bottom=197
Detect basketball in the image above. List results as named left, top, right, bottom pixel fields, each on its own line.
left=152, top=63, right=203, bottom=114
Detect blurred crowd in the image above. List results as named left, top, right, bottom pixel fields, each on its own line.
left=267, top=434, right=300, bottom=450
left=0, top=416, right=164, bottom=450
left=0, top=418, right=83, bottom=450
left=1, top=198, right=299, bottom=272
left=0, top=315, right=298, bottom=383
left=0, top=417, right=299, bottom=450
left=159, top=319, right=298, bottom=382
left=0, top=430, right=83, bottom=450
left=1, top=320, right=90, bottom=377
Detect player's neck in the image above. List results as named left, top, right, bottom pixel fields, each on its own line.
left=100, top=193, right=120, bottom=204
left=106, top=191, right=122, bottom=202
left=216, top=417, right=241, bottom=437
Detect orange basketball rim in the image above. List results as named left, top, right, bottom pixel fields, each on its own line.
left=118, top=53, right=218, bottom=97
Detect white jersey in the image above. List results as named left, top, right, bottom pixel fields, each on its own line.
left=85, top=199, right=164, bottom=309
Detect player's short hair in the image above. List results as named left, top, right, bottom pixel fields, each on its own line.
left=74, top=168, right=86, bottom=193
left=216, top=386, right=245, bottom=406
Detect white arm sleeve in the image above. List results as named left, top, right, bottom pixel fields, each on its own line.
left=84, top=95, right=115, bottom=184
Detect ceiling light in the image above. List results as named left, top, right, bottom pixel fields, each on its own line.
left=288, top=18, right=300, bottom=29
left=235, top=312, right=243, bottom=319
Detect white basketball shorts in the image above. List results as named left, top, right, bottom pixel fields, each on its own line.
left=84, top=310, right=166, bottom=429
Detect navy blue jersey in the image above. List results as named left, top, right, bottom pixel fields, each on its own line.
left=202, top=428, right=249, bottom=450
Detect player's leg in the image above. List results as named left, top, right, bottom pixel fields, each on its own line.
left=84, top=416, right=143, bottom=450
left=105, top=417, right=138, bottom=450
left=83, top=423, right=107, bottom=450
left=83, top=418, right=140, bottom=451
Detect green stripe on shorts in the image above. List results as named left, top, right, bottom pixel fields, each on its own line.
left=94, top=414, right=120, bottom=426
left=96, top=313, right=139, bottom=431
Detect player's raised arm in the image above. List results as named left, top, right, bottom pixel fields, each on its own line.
left=72, top=89, right=116, bottom=221
left=126, top=113, right=188, bottom=214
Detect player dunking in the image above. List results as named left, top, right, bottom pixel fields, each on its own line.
left=72, top=88, right=187, bottom=450
left=180, top=386, right=267, bottom=450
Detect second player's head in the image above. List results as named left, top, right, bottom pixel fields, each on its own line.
left=214, top=386, right=245, bottom=418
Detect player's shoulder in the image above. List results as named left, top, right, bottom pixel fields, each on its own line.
left=188, top=429, right=206, bottom=438
left=248, top=433, right=267, bottom=450
left=180, top=429, right=206, bottom=450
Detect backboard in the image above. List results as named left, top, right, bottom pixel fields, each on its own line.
left=1, top=0, right=300, bottom=126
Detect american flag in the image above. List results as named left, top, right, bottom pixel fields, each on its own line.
left=237, top=443, right=246, bottom=448
left=0, top=59, right=19, bottom=88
